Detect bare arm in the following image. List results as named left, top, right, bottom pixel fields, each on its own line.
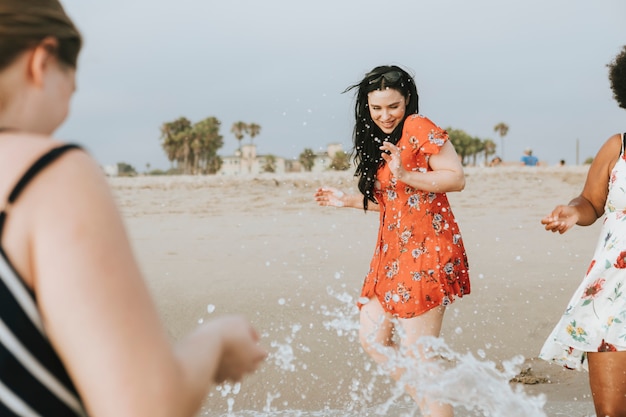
left=380, top=141, right=465, bottom=193
left=541, top=134, right=620, bottom=233
left=314, top=140, right=465, bottom=209
left=13, top=150, right=265, bottom=417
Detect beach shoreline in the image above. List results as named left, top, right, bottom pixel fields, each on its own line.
left=110, top=166, right=597, bottom=416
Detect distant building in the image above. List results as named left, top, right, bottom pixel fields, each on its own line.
left=310, top=143, right=350, bottom=173
left=103, top=164, right=118, bottom=177
left=218, top=144, right=286, bottom=175
left=217, top=142, right=351, bottom=175
left=285, top=159, right=302, bottom=172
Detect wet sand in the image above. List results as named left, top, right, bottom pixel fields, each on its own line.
left=111, top=165, right=599, bottom=416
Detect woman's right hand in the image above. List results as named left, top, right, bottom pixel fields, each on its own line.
left=213, top=316, right=267, bottom=384
left=314, top=187, right=346, bottom=207
left=541, top=205, right=579, bottom=234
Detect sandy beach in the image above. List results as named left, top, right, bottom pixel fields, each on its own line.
left=110, top=165, right=600, bottom=417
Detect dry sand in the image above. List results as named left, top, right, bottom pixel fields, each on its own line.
left=110, top=165, right=600, bottom=416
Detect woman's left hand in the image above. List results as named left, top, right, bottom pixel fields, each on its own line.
left=380, top=141, right=405, bottom=180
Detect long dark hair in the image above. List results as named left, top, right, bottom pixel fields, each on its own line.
left=344, top=65, right=419, bottom=210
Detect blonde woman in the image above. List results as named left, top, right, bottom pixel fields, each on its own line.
left=0, top=1, right=266, bottom=415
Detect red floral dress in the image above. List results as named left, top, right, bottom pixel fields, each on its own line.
left=359, top=114, right=471, bottom=319
left=540, top=132, right=626, bottom=370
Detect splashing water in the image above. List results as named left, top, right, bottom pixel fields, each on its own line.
left=373, top=337, right=546, bottom=417
left=269, top=324, right=304, bottom=372
left=320, top=287, right=546, bottom=417
left=201, top=285, right=593, bottom=417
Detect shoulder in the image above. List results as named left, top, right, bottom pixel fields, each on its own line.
left=0, top=134, right=103, bottom=288
left=403, top=114, right=447, bottom=153
left=0, top=134, right=81, bottom=201
left=584, top=133, right=623, bottom=187
left=0, top=132, right=84, bottom=168
left=0, top=133, right=101, bottom=214
left=579, top=133, right=623, bottom=209
left=595, top=133, right=622, bottom=163
left=403, top=114, right=443, bottom=133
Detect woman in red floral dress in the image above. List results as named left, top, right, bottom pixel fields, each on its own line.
left=315, top=65, right=470, bottom=417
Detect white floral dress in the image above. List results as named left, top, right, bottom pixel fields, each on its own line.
left=540, top=132, right=626, bottom=371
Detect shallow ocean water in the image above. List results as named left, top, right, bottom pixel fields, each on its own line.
left=200, top=401, right=596, bottom=417
left=197, top=289, right=596, bottom=417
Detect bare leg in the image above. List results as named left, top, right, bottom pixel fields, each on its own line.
left=359, top=298, right=452, bottom=417
left=398, top=306, right=452, bottom=417
left=588, top=351, right=626, bottom=417
left=359, top=297, right=396, bottom=364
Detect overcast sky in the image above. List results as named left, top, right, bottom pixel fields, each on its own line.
left=57, top=0, right=626, bottom=170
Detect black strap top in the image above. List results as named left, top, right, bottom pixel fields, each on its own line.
left=0, top=144, right=82, bottom=237
left=0, top=141, right=88, bottom=416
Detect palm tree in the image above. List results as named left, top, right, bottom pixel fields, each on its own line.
left=482, top=139, right=497, bottom=165
left=160, top=116, right=224, bottom=175
left=231, top=121, right=248, bottom=173
left=447, top=127, right=473, bottom=166
left=248, top=123, right=261, bottom=145
left=330, top=150, right=351, bottom=171
left=262, top=154, right=277, bottom=173
left=299, top=148, right=316, bottom=172
left=193, top=117, right=224, bottom=174
left=160, top=117, right=192, bottom=170
left=231, top=121, right=248, bottom=151
left=469, top=137, right=484, bottom=166
left=493, top=122, right=509, bottom=161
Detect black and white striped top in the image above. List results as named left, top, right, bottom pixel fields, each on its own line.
left=0, top=144, right=88, bottom=416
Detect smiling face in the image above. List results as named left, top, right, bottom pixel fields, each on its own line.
left=367, top=88, right=407, bottom=134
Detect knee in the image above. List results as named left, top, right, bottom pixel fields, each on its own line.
left=358, top=329, right=390, bottom=358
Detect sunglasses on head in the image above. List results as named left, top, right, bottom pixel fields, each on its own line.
left=367, top=70, right=403, bottom=85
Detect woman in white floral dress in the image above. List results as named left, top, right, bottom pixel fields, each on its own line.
left=541, top=45, right=626, bottom=417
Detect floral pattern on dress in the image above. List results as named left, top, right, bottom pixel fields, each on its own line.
left=358, top=114, right=470, bottom=318
left=540, top=133, right=626, bottom=370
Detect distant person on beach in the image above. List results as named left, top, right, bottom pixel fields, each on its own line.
left=540, top=45, right=626, bottom=417
left=0, top=1, right=265, bottom=416
left=520, top=148, right=539, bottom=166
left=489, top=156, right=502, bottom=167
left=315, top=65, right=470, bottom=417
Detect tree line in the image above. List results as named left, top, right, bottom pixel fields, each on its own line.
left=157, top=118, right=266, bottom=175
left=230, top=121, right=261, bottom=149
left=155, top=116, right=353, bottom=175
left=159, top=116, right=224, bottom=175
left=448, top=122, right=509, bottom=166
left=114, top=117, right=510, bottom=176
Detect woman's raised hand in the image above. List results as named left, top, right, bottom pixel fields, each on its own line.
left=380, top=141, right=405, bottom=179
